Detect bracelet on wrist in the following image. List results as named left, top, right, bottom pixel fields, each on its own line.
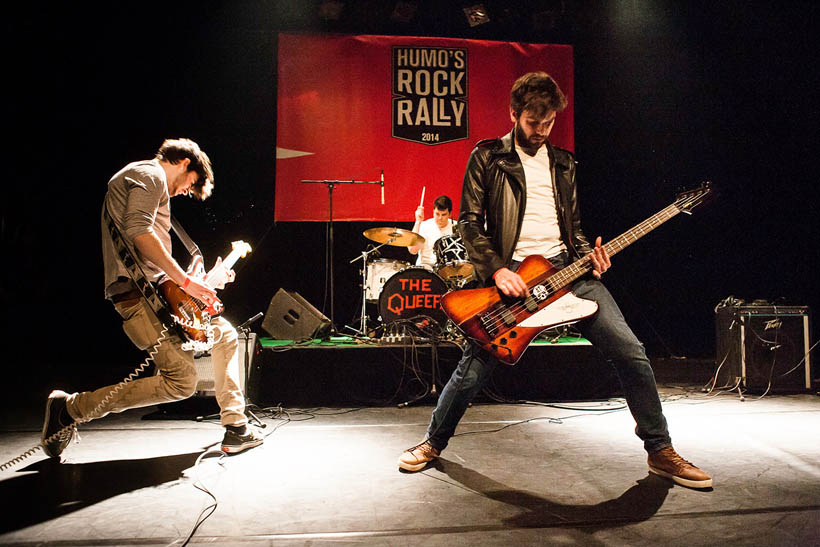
left=182, top=276, right=191, bottom=289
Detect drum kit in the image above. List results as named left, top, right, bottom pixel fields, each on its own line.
left=351, top=226, right=475, bottom=335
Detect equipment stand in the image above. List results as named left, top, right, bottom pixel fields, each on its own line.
left=398, top=338, right=441, bottom=407
left=348, top=239, right=395, bottom=336
left=302, top=177, right=383, bottom=335
left=238, top=316, right=265, bottom=428
left=196, top=312, right=266, bottom=427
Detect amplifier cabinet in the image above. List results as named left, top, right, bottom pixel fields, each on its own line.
left=715, top=305, right=812, bottom=392
left=193, top=332, right=256, bottom=397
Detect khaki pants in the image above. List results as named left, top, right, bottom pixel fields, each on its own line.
left=67, top=299, right=246, bottom=427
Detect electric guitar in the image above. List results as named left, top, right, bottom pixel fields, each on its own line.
left=159, top=240, right=252, bottom=345
left=440, top=182, right=713, bottom=365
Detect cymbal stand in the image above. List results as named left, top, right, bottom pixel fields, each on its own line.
left=301, top=178, right=382, bottom=335
left=349, top=238, right=394, bottom=335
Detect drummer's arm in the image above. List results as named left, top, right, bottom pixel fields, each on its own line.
left=408, top=206, right=424, bottom=254
left=408, top=233, right=422, bottom=254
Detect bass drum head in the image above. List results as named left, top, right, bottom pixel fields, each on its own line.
left=365, top=259, right=410, bottom=301
left=378, top=267, right=449, bottom=327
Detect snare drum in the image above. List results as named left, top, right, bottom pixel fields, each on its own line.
left=378, top=267, right=449, bottom=326
left=433, top=235, right=474, bottom=284
left=365, top=259, right=409, bottom=301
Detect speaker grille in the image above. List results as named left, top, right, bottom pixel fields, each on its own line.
left=262, top=289, right=331, bottom=340
left=716, top=305, right=811, bottom=393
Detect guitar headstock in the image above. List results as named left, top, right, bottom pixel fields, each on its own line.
left=231, top=240, right=252, bottom=258
left=674, top=181, right=714, bottom=214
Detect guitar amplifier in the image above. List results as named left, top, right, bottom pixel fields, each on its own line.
left=715, top=302, right=813, bottom=393
left=193, top=332, right=256, bottom=396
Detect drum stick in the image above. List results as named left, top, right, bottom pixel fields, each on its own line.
left=419, top=187, right=425, bottom=207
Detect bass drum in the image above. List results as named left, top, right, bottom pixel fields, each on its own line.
left=378, top=267, right=449, bottom=327
left=365, top=259, right=410, bottom=302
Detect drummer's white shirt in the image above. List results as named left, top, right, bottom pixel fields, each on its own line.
left=415, top=218, right=454, bottom=267
left=512, top=142, right=566, bottom=261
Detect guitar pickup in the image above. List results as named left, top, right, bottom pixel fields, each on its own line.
left=524, top=296, right=538, bottom=313
left=500, top=307, right=516, bottom=327
left=479, top=303, right=516, bottom=334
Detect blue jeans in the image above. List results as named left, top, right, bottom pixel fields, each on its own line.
left=427, top=254, right=672, bottom=454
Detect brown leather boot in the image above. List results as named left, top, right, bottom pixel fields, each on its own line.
left=398, top=441, right=440, bottom=471
left=648, top=446, right=712, bottom=488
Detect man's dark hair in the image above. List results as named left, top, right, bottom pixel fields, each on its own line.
left=155, top=138, right=214, bottom=200
left=510, top=72, right=568, bottom=118
left=434, top=195, right=452, bottom=213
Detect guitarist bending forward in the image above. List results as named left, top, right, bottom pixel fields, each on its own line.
left=41, top=138, right=263, bottom=458
left=398, top=73, right=711, bottom=489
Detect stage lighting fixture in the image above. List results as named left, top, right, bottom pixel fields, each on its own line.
left=463, top=4, right=490, bottom=27
left=318, top=0, right=344, bottom=21
left=391, top=1, right=418, bottom=23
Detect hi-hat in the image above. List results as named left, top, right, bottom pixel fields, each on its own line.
left=363, top=227, right=425, bottom=247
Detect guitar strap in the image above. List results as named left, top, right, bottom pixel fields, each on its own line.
left=170, top=215, right=203, bottom=262
left=102, top=203, right=183, bottom=340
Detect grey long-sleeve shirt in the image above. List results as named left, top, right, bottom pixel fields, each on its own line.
left=101, top=159, right=172, bottom=299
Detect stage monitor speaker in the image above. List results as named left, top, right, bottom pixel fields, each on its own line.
left=193, top=332, right=256, bottom=397
left=262, top=289, right=331, bottom=341
left=715, top=304, right=812, bottom=393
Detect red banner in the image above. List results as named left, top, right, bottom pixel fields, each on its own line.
left=276, top=33, right=574, bottom=221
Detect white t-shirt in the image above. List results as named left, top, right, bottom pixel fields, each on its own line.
left=512, top=143, right=566, bottom=261
left=415, top=218, right=454, bottom=267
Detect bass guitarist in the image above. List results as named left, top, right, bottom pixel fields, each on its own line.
left=41, top=138, right=263, bottom=458
left=398, top=73, right=711, bottom=489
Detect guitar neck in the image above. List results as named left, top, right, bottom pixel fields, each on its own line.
left=547, top=203, right=682, bottom=290
left=220, top=248, right=245, bottom=271
left=203, top=241, right=251, bottom=290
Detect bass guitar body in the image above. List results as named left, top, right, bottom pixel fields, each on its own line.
left=158, top=280, right=215, bottom=343
left=158, top=240, right=251, bottom=346
left=440, top=255, right=598, bottom=365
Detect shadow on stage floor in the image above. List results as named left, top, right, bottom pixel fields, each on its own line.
left=1, top=384, right=819, bottom=546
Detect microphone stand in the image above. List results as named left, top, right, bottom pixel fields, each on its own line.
left=237, top=312, right=265, bottom=428
left=301, top=177, right=383, bottom=336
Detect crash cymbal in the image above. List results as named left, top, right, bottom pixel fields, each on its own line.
left=363, top=227, right=425, bottom=247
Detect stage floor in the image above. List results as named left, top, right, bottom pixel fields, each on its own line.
left=1, top=386, right=819, bottom=546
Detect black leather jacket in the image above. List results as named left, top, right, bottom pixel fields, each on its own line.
left=459, top=130, right=592, bottom=284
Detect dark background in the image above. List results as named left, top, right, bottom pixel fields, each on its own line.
left=3, top=1, right=817, bottom=389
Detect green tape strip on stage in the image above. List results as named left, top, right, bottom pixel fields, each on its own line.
left=258, top=336, right=590, bottom=347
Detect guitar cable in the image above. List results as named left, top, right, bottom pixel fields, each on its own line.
left=1, top=210, right=247, bottom=506
left=3, top=207, right=220, bottom=471
left=0, top=326, right=169, bottom=472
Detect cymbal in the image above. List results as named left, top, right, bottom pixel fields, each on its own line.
left=363, top=227, right=425, bottom=247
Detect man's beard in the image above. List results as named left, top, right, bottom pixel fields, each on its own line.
left=514, top=122, right=544, bottom=155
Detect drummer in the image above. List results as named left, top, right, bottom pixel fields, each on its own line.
left=408, top=195, right=455, bottom=269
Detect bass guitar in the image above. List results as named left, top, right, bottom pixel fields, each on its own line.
left=440, top=182, right=713, bottom=365
left=159, top=240, right=252, bottom=346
